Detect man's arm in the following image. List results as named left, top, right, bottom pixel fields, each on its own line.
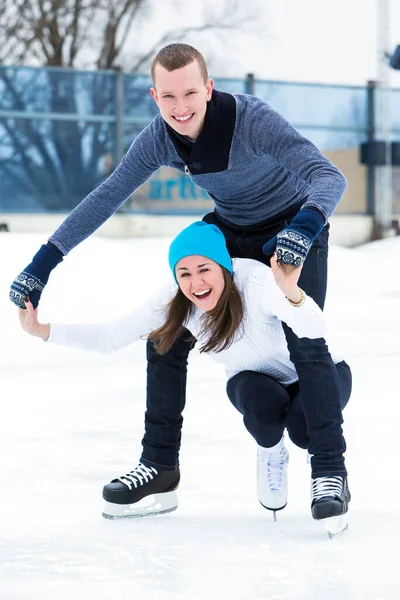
left=248, top=99, right=347, bottom=265
left=10, top=121, right=163, bottom=308
left=248, top=98, right=347, bottom=220
left=48, top=123, right=162, bottom=256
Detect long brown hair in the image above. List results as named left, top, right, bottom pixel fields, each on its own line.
left=148, top=268, right=244, bottom=355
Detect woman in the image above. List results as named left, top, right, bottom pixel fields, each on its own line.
left=19, top=221, right=351, bottom=533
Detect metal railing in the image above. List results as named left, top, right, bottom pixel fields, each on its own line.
left=1, top=65, right=399, bottom=217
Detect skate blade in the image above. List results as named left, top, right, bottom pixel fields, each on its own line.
left=102, top=490, right=178, bottom=520
left=323, top=515, right=348, bottom=539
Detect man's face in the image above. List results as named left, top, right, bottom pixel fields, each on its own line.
left=150, top=60, right=213, bottom=141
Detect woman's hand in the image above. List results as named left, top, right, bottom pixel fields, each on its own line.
left=18, top=299, right=50, bottom=341
left=270, top=253, right=303, bottom=304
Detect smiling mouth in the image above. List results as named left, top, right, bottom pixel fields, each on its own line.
left=193, top=289, right=211, bottom=300
left=172, top=113, right=194, bottom=123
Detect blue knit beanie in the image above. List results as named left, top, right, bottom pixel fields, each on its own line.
left=169, top=221, right=233, bottom=283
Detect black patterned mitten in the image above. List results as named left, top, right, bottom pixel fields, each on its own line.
left=262, top=208, right=325, bottom=266
left=10, top=242, right=64, bottom=308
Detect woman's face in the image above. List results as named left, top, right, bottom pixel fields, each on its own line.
left=175, top=255, right=225, bottom=311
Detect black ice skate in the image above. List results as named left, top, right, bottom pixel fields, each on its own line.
left=311, top=475, right=350, bottom=538
left=102, top=463, right=180, bottom=519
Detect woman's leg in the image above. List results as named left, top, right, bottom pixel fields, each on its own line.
left=227, top=370, right=291, bottom=511
left=226, top=370, right=290, bottom=447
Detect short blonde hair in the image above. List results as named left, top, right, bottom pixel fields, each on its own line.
left=151, top=43, right=208, bottom=84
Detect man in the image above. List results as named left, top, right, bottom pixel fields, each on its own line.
left=10, top=43, right=350, bottom=527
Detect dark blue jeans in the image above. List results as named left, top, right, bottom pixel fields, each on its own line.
left=226, top=361, right=351, bottom=451
left=141, top=204, right=349, bottom=477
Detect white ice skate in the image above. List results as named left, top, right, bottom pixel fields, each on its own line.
left=257, top=439, right=289, bottom=520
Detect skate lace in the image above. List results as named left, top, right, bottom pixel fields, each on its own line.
left=259, top=448, right=288, bottom=491
left=312, top=476, right=343, bottom=501
left=117, top=463, right=159, bottom=490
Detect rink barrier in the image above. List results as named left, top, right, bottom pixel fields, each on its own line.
left=0, top=212, right=377, bottom=248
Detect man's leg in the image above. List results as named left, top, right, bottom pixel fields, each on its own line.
left=204, top=210, right=349, bottom=474
left=204, top=209, right=351, bottom=520
left=282, top=225, right=347, bottom=476
left=285, top=361, right=352, bottom=450
left=101, top=329, right=194, bottom=518
left=140, top=329, right=195, bottom=470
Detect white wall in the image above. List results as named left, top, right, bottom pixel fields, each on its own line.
left=0, top=212, right=377, bottom=247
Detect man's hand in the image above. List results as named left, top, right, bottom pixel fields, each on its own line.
left=18, top=299, right=50, bottom=341
left=10, top=243, right=63, bottom=309
left=262, top=208, right=325, bottom=266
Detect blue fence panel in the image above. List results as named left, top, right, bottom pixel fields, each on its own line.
left=0, top=116, right=116, bottom=212
left=391, top=88, right=400, bottom=135
left=0, top=66, right=119, bottom=212
left=254, top=80, right=367, bottom=130
left=213, top=77, right=247, bottom=95
left=0, top=65, right=117, bottom=116
left=296, top=127, right=367, bottom=151
left=1, top=64, right=399, bottom=215
left=124, top=73, right=157, bottom=120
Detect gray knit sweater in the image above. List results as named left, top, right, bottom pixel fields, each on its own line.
left=49, top=90, right=347, bottom=255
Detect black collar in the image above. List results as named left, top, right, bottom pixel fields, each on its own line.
left=166, top=89, right=236, bottom=174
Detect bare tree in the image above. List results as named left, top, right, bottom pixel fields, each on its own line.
left=0, top=0, right=261, bottom=211
left=0, top=0, right=259, bottom=69
left=0, top=0, right=144, bottom=68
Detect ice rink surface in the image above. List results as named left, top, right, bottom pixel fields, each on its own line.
left=1, top=231, right=399, bottom=600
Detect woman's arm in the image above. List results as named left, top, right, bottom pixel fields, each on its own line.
left=248, top=259, right=326, bottom=339
left=269, top=254, right=303, bottom=304
left=19, top=300, right=50, bottom=340
left=18, top=282, right=177, bottom=353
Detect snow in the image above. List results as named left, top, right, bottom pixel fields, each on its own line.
left=0, top=230, right=399, bottom=600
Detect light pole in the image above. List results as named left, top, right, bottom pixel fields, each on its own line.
left=375, top=0, right=392, bottom=236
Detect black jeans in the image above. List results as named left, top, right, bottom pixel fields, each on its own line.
left=141, top=204, right=349, bottom=477
left=226, top=361, right=352, bottom=451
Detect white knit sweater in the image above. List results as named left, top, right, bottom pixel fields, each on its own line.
left=49, top=258, right=340, bottom=385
